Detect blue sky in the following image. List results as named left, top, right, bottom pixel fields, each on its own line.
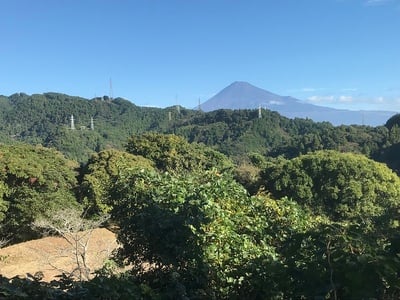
left=1, top=0, right=399, bottom=111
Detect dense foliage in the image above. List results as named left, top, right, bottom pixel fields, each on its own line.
left=0, top=92, right=398, bottom=172
left=79, top=149, right=155, bottom=214
left=261, top=151, right=400, bottom=298
left=1, top=92, right=400, bottom=298
left=109, top=169, right=315, bottom=298
left=125, top=132, right=234, bottom=174
left=263, top=150, right=400, bottom=222
left=0, top=144, right=79, bottom=242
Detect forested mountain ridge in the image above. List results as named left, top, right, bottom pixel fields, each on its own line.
left=0, top=92, right=400, bottom=173
left=0, top=92, right=176, bottom=162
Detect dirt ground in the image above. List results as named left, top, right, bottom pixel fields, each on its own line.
left=0, top=228, right=118, bottom=282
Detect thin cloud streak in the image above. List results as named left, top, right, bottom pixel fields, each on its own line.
left=339, top=96, right=354, bottom=102
left=307, top=94, right=400, bottom=111
left=301, top=88, right=317, bottom=92
left=365, top=0, right=392, bottom=6
left=287, top=87, right=325, bottom=94
left=341, top=88, right=358, bottom=92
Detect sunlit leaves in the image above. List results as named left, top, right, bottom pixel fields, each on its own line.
left=263, top=150, right=400, bottom=223
left=79, top=149, right=154, bottom=214
left=125, top=132, right=233, bottom=174
left=0, top=144, right=79, bottom=241
left=263, top=150, right=400, bottom=298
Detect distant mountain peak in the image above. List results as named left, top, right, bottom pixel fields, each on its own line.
left=230, top=81, right=254, bottom=87
left=224, top=81, right=271, bottom=92
left=201, top=81, right=290, bottom=112
left=200, top=81, right=396, bottom=126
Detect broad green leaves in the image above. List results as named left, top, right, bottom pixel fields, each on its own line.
left=110, top=168, right=316, bottom=298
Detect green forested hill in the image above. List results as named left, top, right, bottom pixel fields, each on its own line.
left=0, top=93, right=178, bottom=162
left=0, top=92, right=398, bottom=171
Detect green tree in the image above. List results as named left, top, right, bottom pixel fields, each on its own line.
left=263, top=150, right=400, bottom=223
left=79, top=149, right=154, bottom=215
left=110, top=168, right=319, bottom=298
left=0, top=144, right=79, bottom=242
left=125, top=132, right=233, bottom=174
left=263, top=150, right=400, bottom=298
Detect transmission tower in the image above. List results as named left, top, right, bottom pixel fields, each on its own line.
left=70, top=115, right=75, bottom=130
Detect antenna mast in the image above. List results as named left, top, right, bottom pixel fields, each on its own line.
left=258, top=105, right=262, bottom=119
left=175, top=94, right=180, bottom=114
left=109, top=78, right=114, bottom=101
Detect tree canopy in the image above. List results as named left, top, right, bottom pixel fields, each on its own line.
left=79, top=148, right=155, bottom=214
left=109, top=168, right=319, bottom=298
left=263, top=150, right=400, bottom=222
left=125, top=132, right=234, bottom=174
left=0, top=144, right=80, bottom=242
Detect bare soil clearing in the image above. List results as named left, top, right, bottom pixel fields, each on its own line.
left=0, top=228, right=118, bottom=282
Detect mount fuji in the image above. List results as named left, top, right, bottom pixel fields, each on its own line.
left=200, top=81, right=396, bottom=126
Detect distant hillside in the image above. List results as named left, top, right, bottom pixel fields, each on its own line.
left=200, top=81, right=396, bottom=126
left=0, top=92, right=398, bottom=171
left=0, top=93, right=180, bottom=162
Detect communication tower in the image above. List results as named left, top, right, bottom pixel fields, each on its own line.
left=109, top=78, right=114, bottom=101
left=175, top=94, right=180, bottom=113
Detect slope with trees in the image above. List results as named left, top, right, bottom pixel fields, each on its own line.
left=0, top=92, right=394, bottom=171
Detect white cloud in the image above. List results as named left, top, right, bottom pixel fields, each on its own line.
left=305, top=94, right=400, bottom=111
left=339, top=95, right=354, bottom=102
left=308, top=95, right=354, bottom=104
left=287, top=87, right=324, bottom=94
left=269, top=100, right=283, bottom=105
left=307, top=95, right=335, bottom=103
